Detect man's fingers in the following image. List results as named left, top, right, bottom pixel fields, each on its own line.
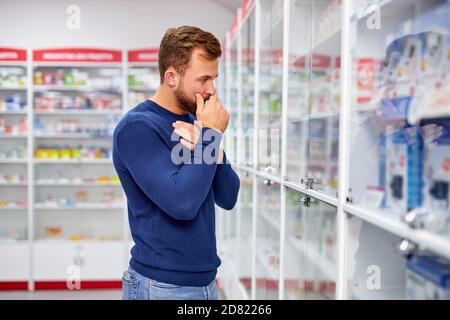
left=196, top=93, right=205, bottom=113
left=180, top=138, right=194, bottom=151
left=174, top=128, right=194, bottom=143
left=173, top=121, right=193, bottom=130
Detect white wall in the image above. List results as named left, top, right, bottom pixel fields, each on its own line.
left=0, top=0, right=233, bottom=49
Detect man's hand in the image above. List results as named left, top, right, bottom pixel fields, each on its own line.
left=173, top=120, right=202, bottom=151
left=172, top=120, right=224, bottom=163
left=195, top=93, right=229, bottom=134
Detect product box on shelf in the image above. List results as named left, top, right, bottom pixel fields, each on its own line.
left=383, top=33, right=421, bottom=93
left=379, top=96, right=424, bottom=216
left=0, top=67, right=27, bottom=88
left=406, top=255, right=450, bottom=300
left=0, top=94, right=26, bottom=111
left=422, top=118, right=450, bottom=235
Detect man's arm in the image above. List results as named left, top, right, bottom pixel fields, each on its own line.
left=212, top=150, right=240, bottom=210
left=115, top=118, right=221, bottom=221
left=172, top=122, right=240, bottom=210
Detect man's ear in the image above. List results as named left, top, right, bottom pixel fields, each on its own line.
left=164, top=67, right=179, bottom=88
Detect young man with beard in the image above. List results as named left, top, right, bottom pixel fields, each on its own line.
left=113, top=26, right=240, bottom=300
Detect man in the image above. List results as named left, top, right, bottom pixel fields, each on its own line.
left=113, top=26, right=240, bottom=300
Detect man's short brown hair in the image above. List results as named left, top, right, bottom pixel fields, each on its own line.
left=158, top=26, right=222, bottom=84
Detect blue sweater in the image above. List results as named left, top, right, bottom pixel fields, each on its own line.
left=112, top=100, right=240, bottom=287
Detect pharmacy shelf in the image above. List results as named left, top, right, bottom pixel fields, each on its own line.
left=0, top=159, right=27, bottom=164
left=259, top=210, right=280, bottom=231
left=0, top=110, right=28, bottom=115
left=256, top=249, right=279, bottom=281
left=0, top=239, right=28, bottom=245
left=33, top=86, right=121, bottom=93
left=0, top=87, right=27, bottom=91
left=343, top=204, right=450, bottom=261
left=0, top=207, right=28, bottom=211
left=34, top=134, right=112, bottom=139
left=0, top=135, right=28, bottom=139
left=34, top=239, right=122, bottom=244
left=34, top=110, right=121, bottom=116
left=35, top=182, right=120, bottom=187
left=234, top=164, right=338, bottom=208
left=287, top=236, right=337, bottom=281
left=283, top=180, right=338, bottom=207
left=34, top=204, right=123, bottom=210
left=34, top=159, right=112, bottom=164
left=254, top=170, right=282, bottom=185
left=128, top=86, right=158, bottom=92
left=0, top=182, right=27, bottom=186
left=32, top=62, right=122, bottom=68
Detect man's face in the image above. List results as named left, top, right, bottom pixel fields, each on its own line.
left=175, top=48, right=219, bottom=114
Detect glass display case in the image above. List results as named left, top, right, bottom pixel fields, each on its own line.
left=284, top=189, right=337, bottom=300
left=217, top=0, right=450, bottom=300
left=237, top=170, right=254, bottom=297
left=348, top=0, right=450, bottom=242
left=241, top=10, right=256, bottom=168
left=257, top=0, right=284, bottom=177
left=255, top=177, right=280, bottom=299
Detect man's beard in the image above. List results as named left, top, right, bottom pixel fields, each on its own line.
left=175, top=83, right=197, bottom=114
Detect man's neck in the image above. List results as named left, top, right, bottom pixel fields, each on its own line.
left=151, top=86, right=188, bottom=116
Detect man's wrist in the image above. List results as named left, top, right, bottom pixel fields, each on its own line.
left=202, top=125, right=223, bottom=135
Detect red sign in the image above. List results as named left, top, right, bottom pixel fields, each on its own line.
left=242, top=0, right=255, bottom=19
left=128, top=48, right=158, bottom=63
left=0, top=48, right=27, bottom=62
left=357, top=58, right=375, bottom=91
left=311, top=54, right=332, bottom=68
left=293, top=56, right=306, bottom=68
left=230, top=13, right=239, bottom=40
left=33, top=48, right=122, bottom=63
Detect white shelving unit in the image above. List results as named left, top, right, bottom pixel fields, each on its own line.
left=29, top=48, right=126, bottom=289
left=0, top=47, right=30, bottom=289
left=216, top=0, right=450, bottom=300
left=126, top=48, right=159, bottom=110
left=0, top=47, right=163, bottom=290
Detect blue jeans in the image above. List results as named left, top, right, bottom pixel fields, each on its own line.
left=122, top=266, right=218, bottom=300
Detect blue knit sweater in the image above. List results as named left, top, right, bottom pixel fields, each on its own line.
left=113, top=100, right=240, bottom=286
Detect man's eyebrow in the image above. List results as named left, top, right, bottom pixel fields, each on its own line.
left=197, top=74, right=219, bottom=80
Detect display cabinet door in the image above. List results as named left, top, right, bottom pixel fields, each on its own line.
left=255, top=176, right=281, bottom=299
left=285, top=0, right=313, bottom=186
left=304, top=0, right=342, bottom=198
left=257, top=0, right=284, bottom=178
left=241, top=10, right=256, bottom=168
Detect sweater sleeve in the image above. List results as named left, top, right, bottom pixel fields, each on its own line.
left=115, top=118, right=221, bottom=221
left=213, top=151, right=240, bottom=210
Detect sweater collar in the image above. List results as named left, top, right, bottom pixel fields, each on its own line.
left=146, top=99, right=193, bottom=122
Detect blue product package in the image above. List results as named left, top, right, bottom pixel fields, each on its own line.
left=380, top=96, right=424, bottom=212
left=407, top=255, right=450, bottom=300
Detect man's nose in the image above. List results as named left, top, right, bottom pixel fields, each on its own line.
left=205, top=81, right=216, bottom=96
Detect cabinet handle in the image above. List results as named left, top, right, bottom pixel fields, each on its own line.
left=397, top=239, right=418, bottom=258
left=298, top=196, right=312, bottom=207
left=403, top=209, right=426, bottom=230
left=300, top=177, right=317, bottom=189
